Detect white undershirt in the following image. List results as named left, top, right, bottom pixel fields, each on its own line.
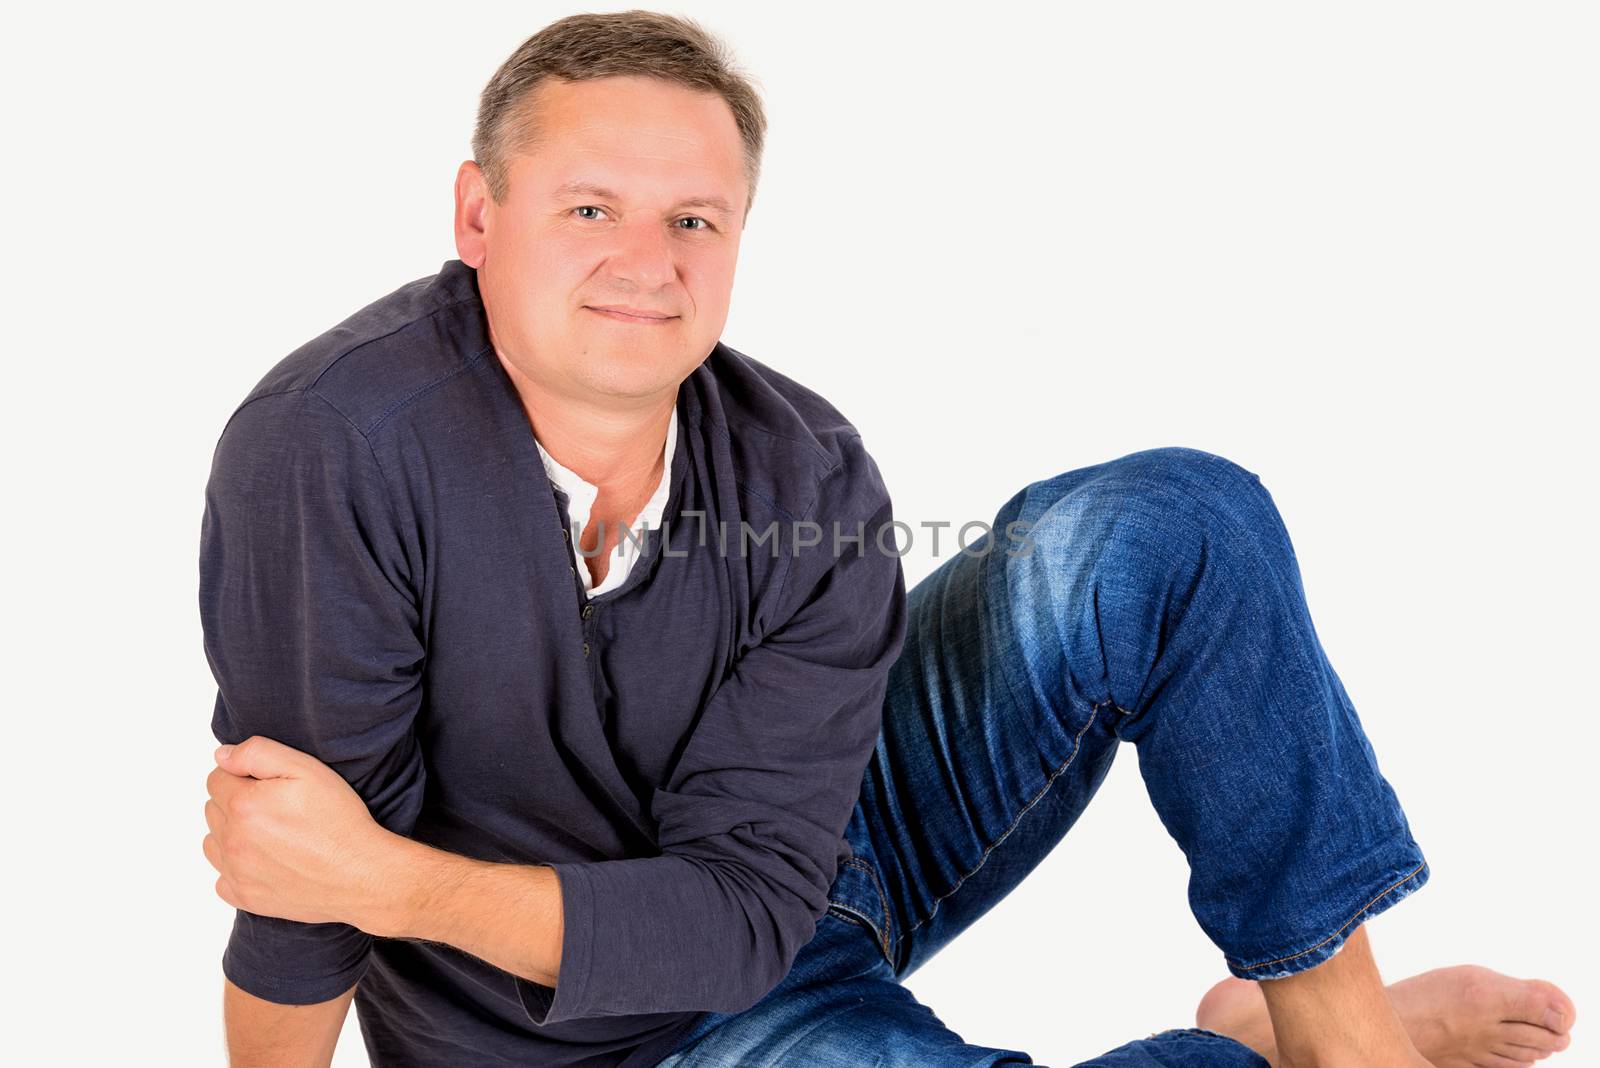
left=534, top=404, right=678, bottom=598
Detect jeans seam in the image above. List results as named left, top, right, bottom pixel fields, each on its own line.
left=835, top=855, right=895, bottom=964
left=896, top=699, right=1112, bottom=955
left=826, top=902, right=892, bottom=964
left=1227, top=858, right=1428, bottom=972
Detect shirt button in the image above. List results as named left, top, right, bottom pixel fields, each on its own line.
left=582, top=642, right=590, bottom=657
left=581, top=604, right=594, bottom=619
left=562, top=528, right=569, bottom=541
left=569, top=564, right=576, bottom=575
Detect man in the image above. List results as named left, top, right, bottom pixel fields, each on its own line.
left=200, top=11, right=1576, bottom=1068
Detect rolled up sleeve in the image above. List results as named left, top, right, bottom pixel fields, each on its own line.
left=518, top=432, right=909, bottom=1024
left=199, top=388, right=427, bottom=1005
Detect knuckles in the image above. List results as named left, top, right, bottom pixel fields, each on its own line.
left=229, top=790, right=260, bottom=822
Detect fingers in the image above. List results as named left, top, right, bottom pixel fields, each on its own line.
left=204, top=831, right=242, bottom=911
left=206, top=764, right=248, bottom=808
left=216, top=735, right=311, bottom=780
left=207, top=763, right=242, bottom=793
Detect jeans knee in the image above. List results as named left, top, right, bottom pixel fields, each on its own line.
left=1019, top=445, right=1272, bottom=565
left=1101, top=446, right=1267, bottom=522
left=1011, top=441, right=1286, bottom=642
left=1004, top=447, right=1305, bottom=729
left=1003, top=445, right=1291, bottom=712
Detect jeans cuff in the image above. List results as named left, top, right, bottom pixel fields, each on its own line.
left=1224, top=856, right=1430, bottom=981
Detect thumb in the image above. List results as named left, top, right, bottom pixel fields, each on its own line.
left=215, top=735, right=307, bottom=779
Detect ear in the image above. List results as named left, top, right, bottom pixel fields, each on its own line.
left=455, top=159, right=492, bottom=268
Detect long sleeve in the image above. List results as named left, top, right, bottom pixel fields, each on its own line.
left=518, top=431, right=909, bottom=1024
left=199, top=387, right=427, bottom=1005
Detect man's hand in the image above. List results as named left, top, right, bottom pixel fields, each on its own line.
left=203, top=736, right=405, bottom=935
left=203, top=735, right=566, bottom=989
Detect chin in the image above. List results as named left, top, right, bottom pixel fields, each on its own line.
left=580, top=361, right=684, bottom=399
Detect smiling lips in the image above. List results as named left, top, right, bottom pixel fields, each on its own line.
left=586, top=304, right=679, bottom=324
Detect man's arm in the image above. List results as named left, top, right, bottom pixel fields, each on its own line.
left=222, top=979, right=354, bottom=1068
left=355, top=846, right=566, bottom=989
left=200, top=389, right=428, bottom=1041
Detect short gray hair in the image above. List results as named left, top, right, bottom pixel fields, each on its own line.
left=472, top=10, right=768, bottom=215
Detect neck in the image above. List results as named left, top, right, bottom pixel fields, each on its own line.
left=495, top=350, right=674, bottom=491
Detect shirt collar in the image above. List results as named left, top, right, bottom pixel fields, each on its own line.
left=534, top=402, right=679, bottom=530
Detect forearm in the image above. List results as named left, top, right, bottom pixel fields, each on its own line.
left=223, top=977, right=352, bottom=1068
left=364, top=836, right=564, bottom=988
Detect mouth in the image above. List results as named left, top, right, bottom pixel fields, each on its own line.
left=585, top=305, right=680, bottom=325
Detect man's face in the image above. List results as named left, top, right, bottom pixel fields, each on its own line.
left=456, top=74, right=749, bottom=405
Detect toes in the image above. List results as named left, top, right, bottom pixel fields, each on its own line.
left=1507, top=978, right=1577, bottom=1035
left=1477, top=1053, right=1538, bottom=1068
left=1527, top=978, right=1578, bottom=1033
left=1496, top=1022, right=1572, bottom=1053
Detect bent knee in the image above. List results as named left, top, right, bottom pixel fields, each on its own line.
left=1099, top=446, right=1264, bottom=507
left=995, top=447, right=1300, bottom=618
left=1024, top=445, right=1272, bottom=547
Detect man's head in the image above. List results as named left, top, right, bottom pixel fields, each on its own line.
left=455, top=11, right=767, bottom=407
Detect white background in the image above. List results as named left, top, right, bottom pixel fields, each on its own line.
left=6, top=2, right=1595, bottom=1064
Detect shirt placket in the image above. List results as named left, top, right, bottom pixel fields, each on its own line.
left=551, top=487, right=596, bottom=660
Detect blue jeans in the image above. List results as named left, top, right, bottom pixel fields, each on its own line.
left=656, top=446, right=1430, bottom=1066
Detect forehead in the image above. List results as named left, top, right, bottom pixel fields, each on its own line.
left=510, top=75, right=746, bottom=202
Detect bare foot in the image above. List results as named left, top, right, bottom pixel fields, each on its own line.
left=1197, top=965, right=1576, bottom=1067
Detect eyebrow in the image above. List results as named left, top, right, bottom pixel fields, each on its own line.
left=551, top=180, right=736, bottom=218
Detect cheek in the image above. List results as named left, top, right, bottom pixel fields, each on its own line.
left=509, top=231, right=589, bottom=290
left=683, top=249, right=739, bottom=313
left=494, top=236, right=598, bottom=334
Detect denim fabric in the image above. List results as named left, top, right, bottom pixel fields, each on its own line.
left=655, top=446, right=1427, bottom=1066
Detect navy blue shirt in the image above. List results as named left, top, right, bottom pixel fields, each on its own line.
left=199, top=259, right=908, bottom=1066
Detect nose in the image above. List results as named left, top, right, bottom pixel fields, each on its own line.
left=606, top=217, right=677, bottom=292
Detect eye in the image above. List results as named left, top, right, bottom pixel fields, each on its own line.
left=676, top=216, right=712, bottom=231
left=573, top=205, right=605, bottom=221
